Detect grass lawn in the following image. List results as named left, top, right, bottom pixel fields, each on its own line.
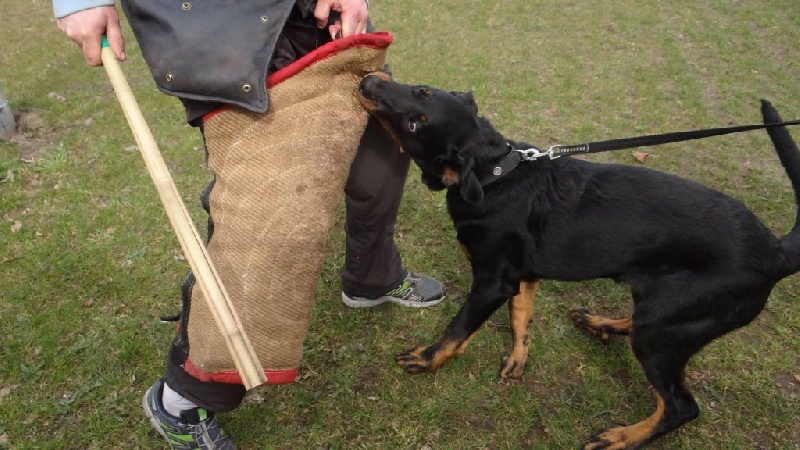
left=1, top=0, right=799, bottom=448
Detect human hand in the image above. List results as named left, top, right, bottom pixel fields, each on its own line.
left=314, top=0, right=369, bottom=39
left=56, top=6, right=125, bottom=66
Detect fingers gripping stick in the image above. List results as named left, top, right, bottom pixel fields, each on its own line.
left=99, top=38, right=266, bottom=390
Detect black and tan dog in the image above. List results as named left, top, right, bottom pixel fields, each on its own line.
left=358, top=71, right=800, bottom=449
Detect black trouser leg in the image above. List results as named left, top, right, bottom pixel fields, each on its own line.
left=341, top=117, right=410, bottom=297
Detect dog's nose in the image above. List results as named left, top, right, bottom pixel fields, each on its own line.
left=359, top=71, right=392, bottom=95
left=359, top=73, right=381, bottom=95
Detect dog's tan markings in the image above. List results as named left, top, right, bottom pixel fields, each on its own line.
left=441, top=167, right=461, bottom=186
left=356, top=95, right=402, bottom=149
left=358, top=95, right=378, bottom=112
left=396, top=337, right=465, bottom=373
left=454, top=332, right=476, bottom=355
left=583, top=391, right=665, bottom=450
left=500, top=280, right=540, bottom=379
left=569, top=309, right=632, bottom=344
left=376, top=116, right=404, bottom=151
left=366, top=70, right=392, bottom=82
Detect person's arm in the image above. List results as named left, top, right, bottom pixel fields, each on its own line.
left=53, top=0, right=113, bottom=18
left=314, top=0, right=369, bottom=39
left=53, top=1, right=125, bottom=66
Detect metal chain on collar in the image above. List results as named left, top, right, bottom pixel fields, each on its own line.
left=516, top=144, right=591, bottom=161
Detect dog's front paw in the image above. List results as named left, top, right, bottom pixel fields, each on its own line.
left=395, top=346, right=436, bottom=374
left=499, top=354, right=526, bottom=380
left=397, top=339, right=464, bottom=373
left=499, top=336, right=530, bottom=380
left=582, top=423, right=647, bottom=450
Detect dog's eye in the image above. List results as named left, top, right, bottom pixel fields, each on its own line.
left=408, top=114, right=427, bottom=133
left=415, top=87, right=433, bottom=97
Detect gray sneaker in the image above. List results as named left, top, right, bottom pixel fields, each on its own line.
left=342, top=272, right=445, bottom=308
left=143, top=379, right=236, bottom=450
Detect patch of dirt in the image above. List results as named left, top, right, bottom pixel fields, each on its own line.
left=241, top=385, right=267, bottom=405
left=459, top=412, right=498, bottom=432
left=774, top=371, right=800, bottom=399
left=521, top=354, right=586, bottom=397
left=519, top=423, right=552, bottom=446
left=3, top=107, right=65, bottom=163
left=0, top=383, right=19, bottom=401
left=442, top=395, right=500, bottom=434
left=353, top=363, right=383, bottom=396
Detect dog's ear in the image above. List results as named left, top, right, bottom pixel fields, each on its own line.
left=459, top=167, right=484, bottom=205
left=449, top=91, right=478, bottom=115
left=438, top=144, right=484, bottom=205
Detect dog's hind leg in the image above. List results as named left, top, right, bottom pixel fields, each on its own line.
left=499, top=280, right=540, bottom=379
left=569, top=309, right=632, bottom=344
left=583, top=283, right=770, bottom=449
left=583, top=309, right=698, bottom=449
left=584, top=324, right=699, bottom=450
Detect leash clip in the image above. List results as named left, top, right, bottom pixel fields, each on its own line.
left=517, top=146, right=559, bottom=161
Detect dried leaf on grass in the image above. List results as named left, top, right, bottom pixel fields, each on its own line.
left=0, top=384, right=20, bottom=400
left=632, top=151, right=649, bottom=163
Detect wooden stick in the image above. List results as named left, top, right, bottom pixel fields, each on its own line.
left=100, top=45, right=266, bottom=390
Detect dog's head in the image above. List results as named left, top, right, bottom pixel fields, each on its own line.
left=358, top=72, right=486, bottom=204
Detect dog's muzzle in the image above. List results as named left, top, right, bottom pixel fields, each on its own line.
left=358, top=71, right=392, bottom=110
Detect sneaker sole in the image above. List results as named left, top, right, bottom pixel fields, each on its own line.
left=341, top=292, right=445, bottom=308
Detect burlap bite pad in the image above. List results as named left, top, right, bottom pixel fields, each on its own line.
left=185, top=34, right=391, bottom=384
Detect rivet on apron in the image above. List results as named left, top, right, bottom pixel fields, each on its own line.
left=165, top=73, right=174, bottom=82
left=242, top=83, right=252, bottom=93
left=260, top=15, right=269, bottom=23
left=181, top=2, right=191, bottom=11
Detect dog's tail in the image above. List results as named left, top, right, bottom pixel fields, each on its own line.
left=762, top=100, right=800, bottom=275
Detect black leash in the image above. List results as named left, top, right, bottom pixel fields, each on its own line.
left=518, top=119, right=800, bottom=161
left=483, top=118, right=800, bottom=185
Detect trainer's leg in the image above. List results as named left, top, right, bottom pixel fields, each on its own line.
left=142, top=154, right=243, bottom=450
left=160, top=149, right=246, bottom=414
left=341, top=117, right=410, bottom=295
